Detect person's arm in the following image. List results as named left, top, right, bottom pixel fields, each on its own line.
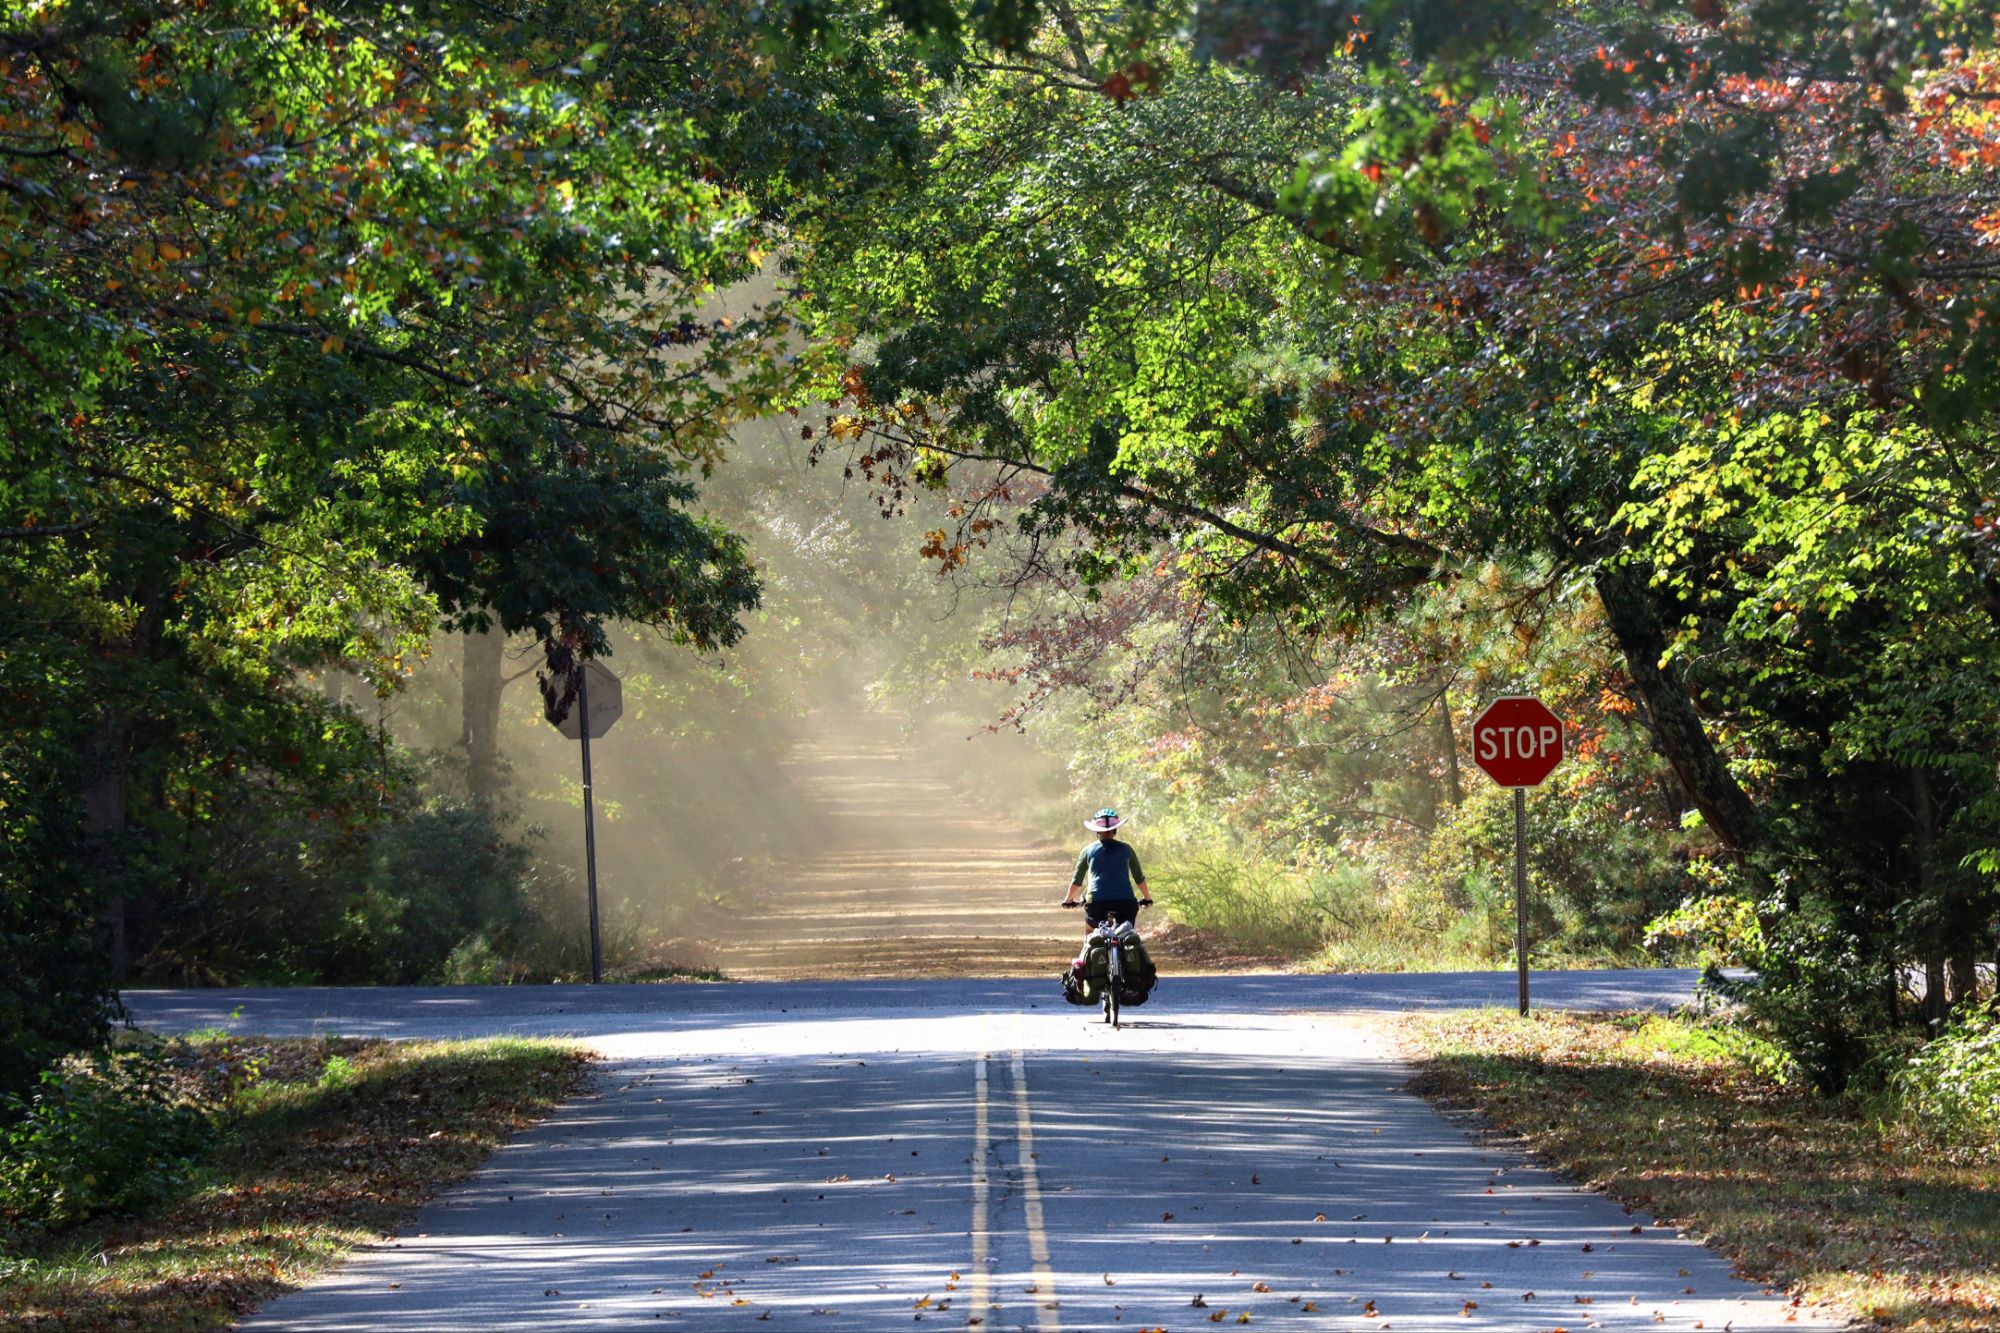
left=1062, top=849, right=1087, bottom=904
left=1128, top=847, right=1151, bottom=904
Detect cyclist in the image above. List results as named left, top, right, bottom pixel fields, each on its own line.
left=1060, top=807, right=1152, bottom=931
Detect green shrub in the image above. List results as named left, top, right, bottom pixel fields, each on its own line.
left=1896, top=1007, right=2000, bottom=1147
left=317, top=1054, right=357, bottom=1090
left=1715, top=905, right=1899, bottom=1094
left=0, top=1050, right=214, bottom=1234
left=1644, top=880, right=1764, bottom=969
left=438, top=932, right=514, bottom=985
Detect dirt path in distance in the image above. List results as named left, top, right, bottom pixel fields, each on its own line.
left=699, top=716, right=1183, bottom=981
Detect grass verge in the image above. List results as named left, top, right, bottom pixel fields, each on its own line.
left=1400, top=1008, right=2000, bottom=1331
left=1, top=1035, right=589, bottom=1331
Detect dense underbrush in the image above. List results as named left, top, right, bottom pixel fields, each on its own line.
left=1123, top=790, right=1670, bottom=972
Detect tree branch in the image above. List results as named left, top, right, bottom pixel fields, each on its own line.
left=876, top=427, right=1443, bottom=580
left=0, top=519, right=93, bottom=540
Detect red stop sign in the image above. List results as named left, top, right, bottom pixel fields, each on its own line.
left=1470, top=696, right=1566, bottom=788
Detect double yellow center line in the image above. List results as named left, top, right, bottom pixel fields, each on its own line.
left=970, top=1050, right=1059, bottom=1331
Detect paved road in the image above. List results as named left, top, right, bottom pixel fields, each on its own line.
left=126, top=973, right=1840, bottom=1333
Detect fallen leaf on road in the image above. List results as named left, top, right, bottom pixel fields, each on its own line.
left=1460, top=1301, right=1477, bottom=1315
left=914, top=1296, right=932, bottom=1309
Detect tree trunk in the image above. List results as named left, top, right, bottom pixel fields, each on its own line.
left=81, top=596, right=166, bottom=981
left=1436, top=680, right=1464, bottom=808
left=1949, top=946, right=1978, bottom=1015
left=462, top=626, right=505, bottom=805
left=82, top=711, right=132, bottom=978
left=1913, top=766, right=1943, bottom=1027
left=1592, top=565, right=1763, bottom=856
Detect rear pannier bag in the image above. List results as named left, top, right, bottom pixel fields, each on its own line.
left=1118, top=935, right=1157, bottom=1003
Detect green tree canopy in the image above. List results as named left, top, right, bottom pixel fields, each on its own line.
left=787, top=0, right=2000, bottom=1086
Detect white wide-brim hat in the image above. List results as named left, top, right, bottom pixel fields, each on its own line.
left=1084, top=809, right=1124, bottom=831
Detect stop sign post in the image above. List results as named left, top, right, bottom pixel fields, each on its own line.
left=547, top=660, right=621, bottom=983
left=1469, top=697, right=1566, bottom=1015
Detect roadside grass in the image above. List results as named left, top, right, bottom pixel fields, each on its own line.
left=1401, top=1008, right=2000, bottom=1331
left=1151, top=855, right=1643, bottom=972
left=1, top=1035, right=589, bottom=1332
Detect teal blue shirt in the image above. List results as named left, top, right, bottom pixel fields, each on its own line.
left=1071, top=839, right=1144, bottom=903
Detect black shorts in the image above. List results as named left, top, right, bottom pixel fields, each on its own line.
left=1083, top=901, right=1139, bottom=930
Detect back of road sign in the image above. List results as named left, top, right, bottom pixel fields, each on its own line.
left=554, top=660, right=622, bottom=741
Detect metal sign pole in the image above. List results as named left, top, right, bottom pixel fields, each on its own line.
left=1515, top=786, right=1529, bottom=1015
left=579, top=670, right=602, bottom=985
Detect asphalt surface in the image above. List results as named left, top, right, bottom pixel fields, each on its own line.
left=125, top=972, right=1842, bottom=1333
